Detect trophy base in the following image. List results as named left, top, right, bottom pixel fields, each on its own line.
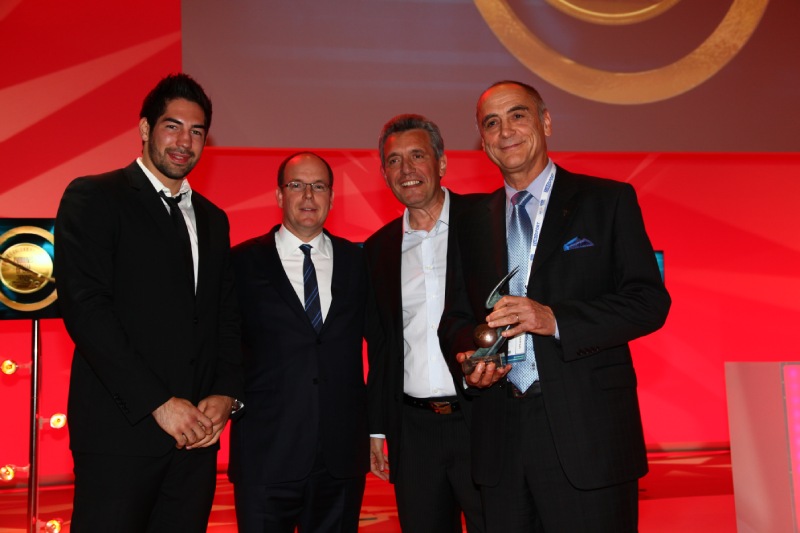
left=461, top=351, right=507, bottom=374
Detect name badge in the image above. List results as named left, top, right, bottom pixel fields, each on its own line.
left=506, top=333, right=527, bottom=363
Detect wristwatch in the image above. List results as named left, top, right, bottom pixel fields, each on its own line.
left=231, top=399, right=244, bottom=414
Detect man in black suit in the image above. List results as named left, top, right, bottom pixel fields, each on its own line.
left=438, top=81, right=671, bottom=532
left=228, top=152, right=369, bottom=532
left=365, top=115, right=485, bottom=532
left=55, top=73, right=244, bottom=532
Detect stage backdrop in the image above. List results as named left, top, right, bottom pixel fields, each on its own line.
left=2, top=0, right=800, bottom=486
left=182, top=0, right=800, bottom=152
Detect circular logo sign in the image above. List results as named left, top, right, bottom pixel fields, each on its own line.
left=475, top=0, right=769, bottom=104
left=0, top=225, right=57, bottom=313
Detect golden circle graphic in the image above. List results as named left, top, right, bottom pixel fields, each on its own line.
left=0, top=243, right=53, bottom=294
left=475, top=0, right=769, bottom=104
left=545, top=0, right=681, bottom=25
left=0, top=225, right=57, bottom=312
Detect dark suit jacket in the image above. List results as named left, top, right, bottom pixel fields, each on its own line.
left=439, top=166, right=670, bottom=490
left=227, top=226, right=369, bottom=485
left=55, top=161, right=243, bottom=457
left=364, top=191, right=483, bottom=483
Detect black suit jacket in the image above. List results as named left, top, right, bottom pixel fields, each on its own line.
left=227, top=226, right=369, bottom=485
left=439, top=166, right=670, bottom=490
left=364, top=191, right=483, bottom=483
left=55, top=161, right=243, bottom=457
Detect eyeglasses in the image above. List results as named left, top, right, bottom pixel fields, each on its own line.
left=282, top=181, right=331, bottom=194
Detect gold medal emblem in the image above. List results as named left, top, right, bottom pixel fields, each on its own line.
left=0, top=225, right=57, bottom=314
left=0, top=243, right=54, bottom=294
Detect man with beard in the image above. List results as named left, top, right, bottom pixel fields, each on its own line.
left=55, top=73, right=243, bottom=533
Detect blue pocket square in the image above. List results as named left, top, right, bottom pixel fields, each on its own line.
left=563, top=237, right=594, bottom=251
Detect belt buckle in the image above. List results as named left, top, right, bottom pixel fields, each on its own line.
left=430, top=401, right=453, bottom=415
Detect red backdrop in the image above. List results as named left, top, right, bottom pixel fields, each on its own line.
left=2, top=0, right=800, bottom=486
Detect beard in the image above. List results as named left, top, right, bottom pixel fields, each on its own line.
left=148, top=142, right=197, bottom=181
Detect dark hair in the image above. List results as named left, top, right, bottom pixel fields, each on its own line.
left=477, top=80, right=548, bottom=122
left=378, top=114, right=444, bottom=168
left=276, top=151, right=334, bottom=188
left=140, top=73, right=213, bottom=130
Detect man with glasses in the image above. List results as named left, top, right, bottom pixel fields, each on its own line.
left=228, top=151, right=369, bottom=532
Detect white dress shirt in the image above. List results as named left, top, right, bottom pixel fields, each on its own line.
left=401, top=188, right=457, bottom=399
left=275, top=226, right=333, bottom=322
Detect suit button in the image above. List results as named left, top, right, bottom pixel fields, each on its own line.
left=189, top=359, right=196, bottom=365
left=316, top=339, right=322, bottom=345
left=313, top=378, right=319, bottom=385
left=193, top=317, right=199, bottom=324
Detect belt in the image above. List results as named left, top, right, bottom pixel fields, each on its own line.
left=507, top=380, right=542, bottom=399
left=403, top=394, right=460, bottom=414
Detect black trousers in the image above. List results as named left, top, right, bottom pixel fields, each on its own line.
left=71, top=447, right=218, bottom=533
left=481, top=391, right=638, bottom=533
left=394, top=403, right=484, bottom=533
left=234, top=448, right=366, bottom=533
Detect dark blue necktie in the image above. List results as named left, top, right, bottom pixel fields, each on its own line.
left=507, top=190, right=538, bottom=392
left=299, top=244, right=323, bottom=333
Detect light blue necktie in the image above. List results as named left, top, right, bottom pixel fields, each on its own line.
left=507, top=191, right=539, bottom=392
left=299, top=244, right=323, bottom=333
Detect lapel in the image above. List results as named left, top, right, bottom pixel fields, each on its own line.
left=376, top=220, right=404, bottom=335
left=124, top=162, right=195, bottom=298
left=124, top=162, right=176, bottom=243
left=530, top=166, right=580, bottom=278
left=262, top=228, right=311, bottom=325
left=324, top=231, right=352, bottom=331
left=485, top=188, right=508, bottom=281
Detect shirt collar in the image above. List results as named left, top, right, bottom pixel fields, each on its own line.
left=504, top=159, right=554, bottom=206
left=137, top=157, right=193, bottom=203
left=276, top=225, right=332, bottom=258
left=402, top=187, right=450, bottom=234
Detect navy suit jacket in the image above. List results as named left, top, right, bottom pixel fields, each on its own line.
left=364, top=191, right=483, bottom=483
left=55, top=161, right=243, bottom=457
left=228, top=226, right=369, bottom=485
left=439, top=166, right=670, bottom=490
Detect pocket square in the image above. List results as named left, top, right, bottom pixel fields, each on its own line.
left=563, top=237, right=594, bottom=251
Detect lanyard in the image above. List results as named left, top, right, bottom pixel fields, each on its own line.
left=522, top=169, right=556, bottom=290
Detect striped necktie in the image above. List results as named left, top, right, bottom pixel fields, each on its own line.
left=299, top=244, right=323, bottom=333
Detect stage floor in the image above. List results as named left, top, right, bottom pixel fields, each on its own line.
left=0, top=450, right=736, bottom=532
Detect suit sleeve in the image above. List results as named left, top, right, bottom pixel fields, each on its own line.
left=551, top=183, right=670, bottom=360
left=55, top=177, right=172, bottom=424
left=438, top=219, right=481, bottom=380
left=209, top=211, right=244, bottom=401
left=363, top=242, right=388, bottom=435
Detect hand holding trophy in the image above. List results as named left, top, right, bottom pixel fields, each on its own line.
left=461, top=266, right=519, bottom=374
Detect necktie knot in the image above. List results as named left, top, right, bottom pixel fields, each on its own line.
left=511, top=190, right=532, bottom=208
left=300, top=243, right=312, bottom=257
left=159, top=191, right=183, bottom=206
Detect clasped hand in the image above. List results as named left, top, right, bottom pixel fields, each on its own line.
left=152, top=395, right=234, bottom=449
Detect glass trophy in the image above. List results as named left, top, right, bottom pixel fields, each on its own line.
left=461, top=266, right=519, bottom=374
